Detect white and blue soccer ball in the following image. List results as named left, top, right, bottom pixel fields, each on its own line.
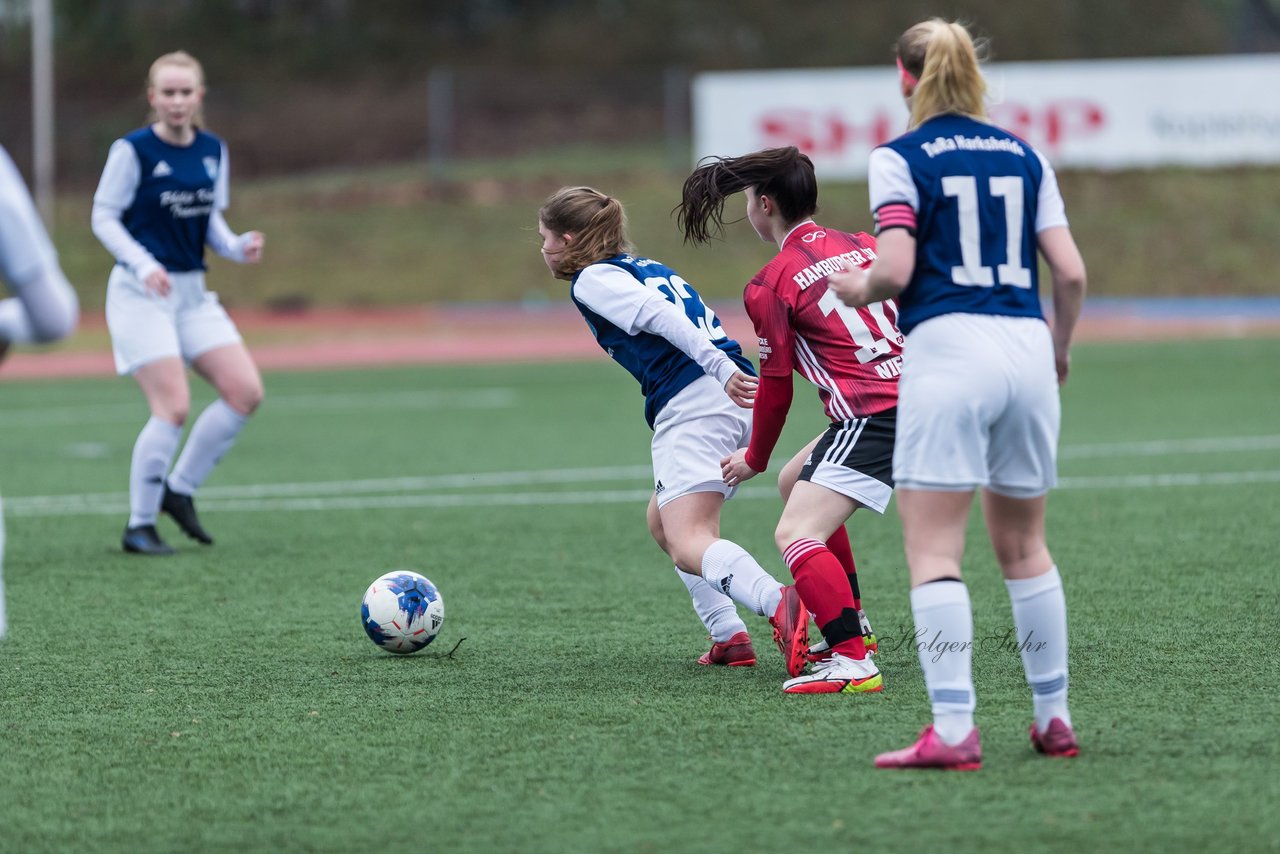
left=361, top=571, right=445, bottom=654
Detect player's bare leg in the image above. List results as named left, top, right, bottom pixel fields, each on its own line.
left=774, top=482, right=878, bottom=691
left=647, top=495, right=754, bottom=665
left=876, top=488, right=981, bottom=769
left=122, top=357, right=189, bottom=555
left=778, top=437, right=876, bottom=654
left=162, top=343, right=264, bottom=544
left=660, top=491, right=799, bottom=671
left=984, top=489, right=1077, bottom=757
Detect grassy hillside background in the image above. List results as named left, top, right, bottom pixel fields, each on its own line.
left=49, top=143, right=1280, bottom=311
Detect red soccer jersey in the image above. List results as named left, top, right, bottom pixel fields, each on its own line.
left=746, top=222, right=903, bottom=422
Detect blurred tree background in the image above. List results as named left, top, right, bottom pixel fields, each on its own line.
left=1, top=0, right=1278, bottom=307
left=2, top=0, right=1278, bottom=182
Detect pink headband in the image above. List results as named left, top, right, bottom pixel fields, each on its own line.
left=896, top=55, right=918, bottom=87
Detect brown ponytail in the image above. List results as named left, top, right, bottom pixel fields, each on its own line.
left=538, top=186, right=631, bottom=278
left=678, top=146, right=817, bottom=245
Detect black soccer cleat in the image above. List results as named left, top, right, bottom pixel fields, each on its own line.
left=161, top=484, right=214, bottom=545
left=122, top=524, right=176, bottom=556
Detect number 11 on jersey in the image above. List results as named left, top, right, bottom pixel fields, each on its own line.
left=942, top=175, right=1033, bottom=289
left=818, top=289, right=903, bottom=364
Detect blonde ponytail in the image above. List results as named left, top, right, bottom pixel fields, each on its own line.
left=897, top=19, right=987, bottom=129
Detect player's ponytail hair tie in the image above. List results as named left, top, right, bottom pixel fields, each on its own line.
left=896, top=55, right=919, bottom=88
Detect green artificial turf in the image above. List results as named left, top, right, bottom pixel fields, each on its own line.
left=1, top=339, right=1278, bottom=851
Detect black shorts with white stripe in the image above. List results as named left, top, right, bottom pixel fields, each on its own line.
left=800, top=407, right=896, bottom=488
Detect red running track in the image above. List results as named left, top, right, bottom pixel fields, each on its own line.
left=3, top=303, right=1279, bottom=381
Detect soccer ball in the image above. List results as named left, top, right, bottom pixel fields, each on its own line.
left=361, top=571, right=445, bottom=654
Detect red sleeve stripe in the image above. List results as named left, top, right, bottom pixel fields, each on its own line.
left=875, top=202, right=917, bottom=235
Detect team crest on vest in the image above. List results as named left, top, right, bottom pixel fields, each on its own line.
left=203, top=156, right=218, bottom=180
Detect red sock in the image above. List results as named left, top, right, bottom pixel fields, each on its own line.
left=783, top=538, right=867, bottom=659
left=825, top=526, right=861, bottom=610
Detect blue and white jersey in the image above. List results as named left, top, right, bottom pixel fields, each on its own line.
left=571, top=253, right=755, bottom=429
left=93, top=127, right=229, bottom=273
left=869, top=113, right=1068, bottom=335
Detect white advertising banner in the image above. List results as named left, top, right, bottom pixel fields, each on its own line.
left=693, top=55, right=1280, bottom=178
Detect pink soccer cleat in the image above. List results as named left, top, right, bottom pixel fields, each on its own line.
left=769, top=585, right=810, bottom=677
left=1030, top=718, right=1080, bottom=757
left=697, top=631, right=757, bottom=667
left=874, top=725, right=982, bottom=771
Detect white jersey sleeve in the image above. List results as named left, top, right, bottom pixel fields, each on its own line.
left=215, top=142, right=231, bottom=211
left=91, top=139, right=161, bottom=279
left=0, top=145, right=59, bottom=288
left=631, top=297, right=739, bottom=387
left=1033, top=150, right=1069, bottom=232
left=573, top=263, right=658, bottom=333
left=867, top=146, right=918, bottom=212
left=205, top=145, right=250, bottom=261
left=576, top=263, right=737, bottom=386
left=92, top=138, right=140, bottom=211
left=206, top=210, right=248, bottom=262
left=0, top=145, right=79, bottom=344
left=573, top=263, right=738, bottom=387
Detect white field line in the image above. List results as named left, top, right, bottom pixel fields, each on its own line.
left=1058, top=434, right=1280, bottom=458
left=6, top=468, right=1280, bottom=518
left=8, top=465, right=653, bottom=508
left=1059, top=469, right=1280, bottom=489
left=16, top=433, right=1279, bottom=509
left=0, top=388, right=516, bottom=428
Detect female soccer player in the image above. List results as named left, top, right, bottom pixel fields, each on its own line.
left=1, top=142, right=81, bottom=638
left=829, top=19, right=1087, bottom=769
left=679, top=146, right=901, bottom=695
left=92, top=51, right=266, bottom=555
left=537, top=186, right=809, bottom=675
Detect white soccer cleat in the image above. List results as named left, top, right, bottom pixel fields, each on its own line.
left=783, top=651, right=883, bottom=694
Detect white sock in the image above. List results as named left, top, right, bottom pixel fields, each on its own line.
left=700, top=539, right=783, bottom=618
left=128, top=417, right=182, bottom=527
left=910, top=580, right=976, bottom=746
left=674, top=566, right=748, bottom=643
left=168, top=399, right=248, bottom=495
left=1005, top=566, right=1071, bottom=730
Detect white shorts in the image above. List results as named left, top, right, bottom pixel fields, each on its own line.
left=105, top=266, right=242, bottom=375
left=893, top=313, right=1060, bottom=498
left=651, top=375, right=751, bottom=509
